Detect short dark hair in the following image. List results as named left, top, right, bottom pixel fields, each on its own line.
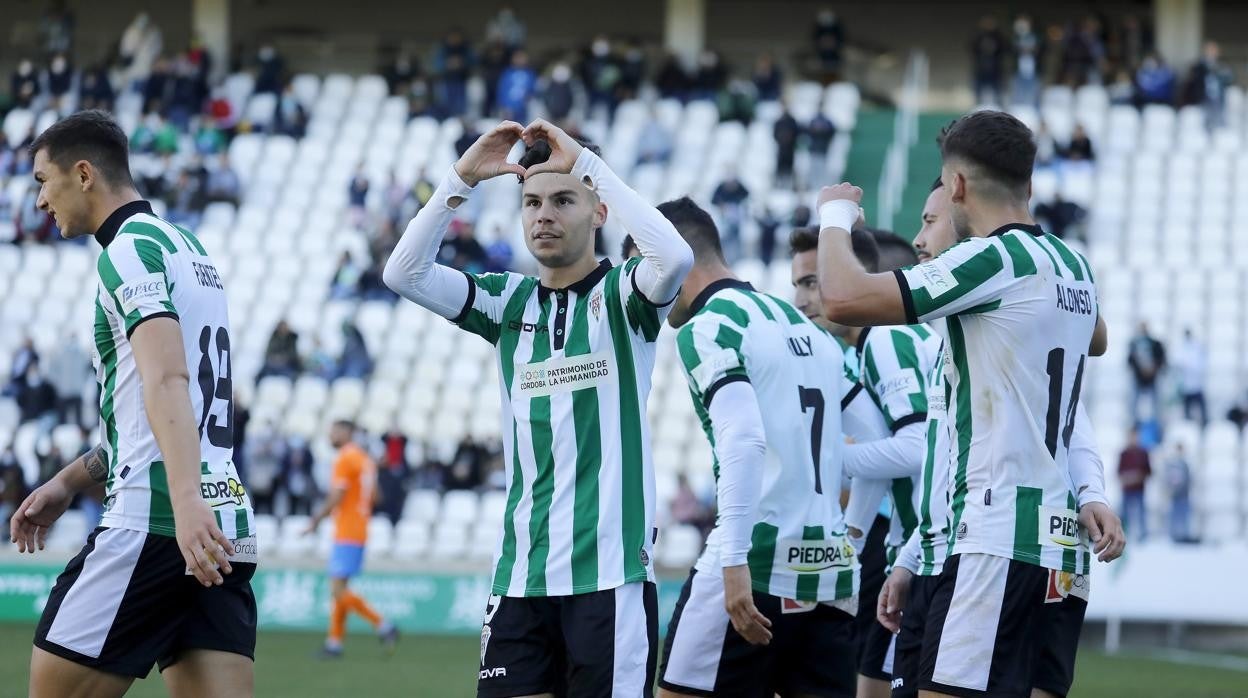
left=930, top=175, right=944, bottom=192
left=620, top=234, right=638, bottom=260
left=517, top=137, right=602, bottom=175
left=332, top=419, right=356, bottom=432
left=869, top=228, right=919, bottom=270
left=28, top=109, right=133, bottom=187
left=656, top=197, right=723, bottom=263
left=938, top=110, right=1035, bottom=197
left=788, top=226, right=879, bottom=273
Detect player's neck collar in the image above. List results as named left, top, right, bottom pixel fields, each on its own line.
left=95, top=200, right=154, bottom=248
left=538, top=258, right=612, bottom=301
left=856, top=326, right=872, bottom=354
left=987, top=222, right=1045, bottom=238
left=689, top=278, right=753, bottom=317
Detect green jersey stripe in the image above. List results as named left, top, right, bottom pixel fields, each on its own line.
left=919, top=423, right=939, bottom=573
left=704, top=298, right=751, bottom=328
left=491, top=281, right=536, bottom=593
left=604, top=269, right=648, bottom=583
left=890, top=331, right=927, bottom=417
left=912, top=245, right=1004, bottom=317
left=235, top=508, right=250, bottom=538
left=891, top=477, right=918, bottom=536
left=567, top=292, right=602, bottom=591
left=133, top=239, right=178, bottom=316
left=1017, top=232, right=1063, bottom=279
left=945, top=316, right=972, bottom=559
left=121, top=221, right=179, bottom=253
left=767, top=294, right=806, bottom=325
left=741, top=292, right=775, bottom=321
left=795, top=525, right=825, bottom=602
left=148, top=462, right=174, bottom=535
left=714, top=324, right=744, bottom=353
left=1042, top=235, right=1085, bottom=280
left=94, top=300, right=120, bottom=489
left=748, top=522, right=779, bottom=591
left=524, top=300, right=556, bottom=595
left=1012, top=485, right=1044, bottom=563
left=834, top=569, right=854, bottom=599
left=1063, top=491, right=1078, bottom=573
left=172, top=223, right=208, bottom=255
left=999, top=233, right=1038, bottom=278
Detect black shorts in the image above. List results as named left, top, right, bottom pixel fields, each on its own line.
left=889, top=572, right=942, bottom=698
left=918, top=554, right=1088, bottom=698
left=855, top=514, right=891, bottom=680
left=659, top=569, right=857, bottom=697
left=34, top=526, right=257, bottom=679
left=476, top=582, right=658, bottom=698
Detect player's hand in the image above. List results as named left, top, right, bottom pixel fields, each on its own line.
left=519, top=119, right=585, bottom=178
left=722, top=564, right=772, bottom=646
left=877, top=566, right=913, bottom=634
left=173, top=495, right=235, bottom=587
left=9, top=478, right=74, bottom=553
left=817, top=182, right=863, bottom=208
left=1079, top=501, right=1126, bottom=562
left=453, top=121, right=527, bottom=187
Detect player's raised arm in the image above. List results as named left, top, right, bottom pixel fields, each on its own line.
left=131, top=317, right=235, bottom=587
left=521, top=119, right=693, bottom=306
left=816, top=183, right=910, bottom=326
left=383, top=121, right=527, bottom=317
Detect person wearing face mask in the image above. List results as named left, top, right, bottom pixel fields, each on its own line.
left=11, top=60, right=40, bottom=110
left=384, top=119, right=692, bottom=698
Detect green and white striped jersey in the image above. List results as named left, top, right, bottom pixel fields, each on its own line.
left=895, top=224, right=1097, bottom=574
left=856, top=324, right=942, bottom=567
left=93, top=201, right=252, bottom=540
left=678, top=281, right=865, bottom=602
left=457, top=258, right=664, bottom=596
left=911, top=335, right=952, bottom=576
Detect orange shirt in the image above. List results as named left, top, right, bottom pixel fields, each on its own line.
left=331, top=443, right=376, bottom=544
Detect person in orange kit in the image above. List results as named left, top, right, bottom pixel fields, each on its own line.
left=304, top=420, right=398, bottom=657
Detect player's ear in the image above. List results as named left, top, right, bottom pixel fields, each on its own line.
left=951, top=171, right=968, bottom=203
left=593, top=200, right=607, bottom=229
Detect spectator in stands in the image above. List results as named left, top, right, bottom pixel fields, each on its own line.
left=330, top=252, right=363, bottom=300
left=1117, top=14, right=1153, bottom=72
left=454, top=118, right=481, bottom=158
left=655, top=52, right=691, bottom=101
left=413, top=443, right=447, bottom=491
left=670, top=473, right=712, bottom=537
left=1118, top=427, right=1152, bottom=541
left=254, top=44, right=285, bottom=95
left=397, top=169, right=435, bottom=224
left=1060, top=16, right=1106, bottom=86
left=1165, top=443, right=1192, bottom=543
left=45, top=334, right=89, bottom=428
left=813, top=8, right=845, bottom=78
left=581, top=35, right=621, bottom=120
left=39, top=0, right=75, bottom=56
left=378, top=427, right=411, bottom=525
left=496, top=49, right=538, bottom=123
left=274, top=83, right=308, bottom=138
left=348, top=165, right=370, bottom=227
left=485, top=6, right=527, bottom=49
left=17, top=364, right=57, bottom=429
left=1009, top=14, right=1042, bottom=106
left=382, top=50, right=419, bottom=96
left=437, top=219, right=488, bottom=273
left=1033, top=192, right=1086, bottom=240
left=1128, top=322, right=1167, bottom=425
left=337, top=320, right=373, bottom=380
left=756, top=207, right=781, bottom=267
left=445, top=436, right=484, bottom=491
left=620, top=234, right=640, bottom=261
left=193, top=113, right=226, bottom=155
left=635, top=107, right=673, bottom=165
left=168, top=55, right=204, bottom=129
left=805, top=111, right=837, bottom=189
left=433, top=28, right=474, bottom=118
left=119, top=12, right=162, bottom=89
left=278, top=437, right=318, bottom=516
left=539, top=62, right=578, bottom=123
left=16, top=181, right=55, bottom=242
left=306, top=338, right=338, bottom=380
left=259, top=320, right=302, bottom=380
left=244, top=419, right=285, bottom=515
left=166, top=170, right=206, bottom=228
left=1228, top=390, right=1248, bottom=432
left=485, top=224, right=514, bottom=273
left=1060, top=124, right=1095, bottom=163
left=479, top=39, right=510, bottom=117
left=11, top=59, right=40, bottom=110
left=618, top=40, right=647, bottom=102
left=1135, top=53, right=1176, bottom=106
left=691, top=50, right=728, bottom=102
left=5, top=338, right=39, bottom=399
left=205, top=152, right=241, bottom=205
left=773, top=104, right=800, bottom=186
left=0, top=457, right=27, bottom=527
left=1175, top=328, right=1208, bottom=427
left=1184, top=41, right=1233, bottom=130
left=78, top=63, right=116, bottom=112
left=752, top=53, right=783, bottom=102
left=711, top=171, right=749, bottom=262
left=46, top=52, right=74, bottom=106
left=970, top=16, right=1006, bottom=105
left=1107, top=69, right=1135, bottom=106
left=718, top=78, right=757, bottom=125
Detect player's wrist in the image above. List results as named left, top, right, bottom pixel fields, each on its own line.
left=818, top=200, right=859, bottom=233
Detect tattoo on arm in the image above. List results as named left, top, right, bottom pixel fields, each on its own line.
left=83, top=446, right=109, bottom=483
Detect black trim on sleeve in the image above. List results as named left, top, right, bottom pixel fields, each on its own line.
left=703, top=374, right=751, bottom=408
left=630, top=264, right=682, bottom=308
left=450, top=271, right=477, bottom=325
left=840, top=382, right=864, bottom=411
left=855, top=326, right=872, bottom=355
left=893, top=269, right=919, bottom=325
left=126, top=311, right=179, bottom=340
left=890, top=411, right=928, bottom=434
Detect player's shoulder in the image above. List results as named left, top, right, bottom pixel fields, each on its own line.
left=468, top=270, right=530, bottom=298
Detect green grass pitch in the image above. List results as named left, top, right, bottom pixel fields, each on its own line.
left=1, top=623, right=1244, bottom=697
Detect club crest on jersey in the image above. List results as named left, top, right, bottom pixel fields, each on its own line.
left=1045, top=569, right=1090, bottom=603
left=480, top=624, right=492, bottom=665
left=590, top=289, right=603, bottom=320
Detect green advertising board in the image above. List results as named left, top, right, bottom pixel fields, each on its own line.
left=0, top=563, right=686, bottom=635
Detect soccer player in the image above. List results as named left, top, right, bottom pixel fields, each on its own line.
left=9, top=110, right=255, bottom=697
left=383, top=119, right=693, bottom=697
left=655, top=198, right=888, bottom=697
left=815, top=110, right=1121, bottom=697
left=877, top=177, right=1125, bottom=698
left=304, top=420, right=398, bottom=657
